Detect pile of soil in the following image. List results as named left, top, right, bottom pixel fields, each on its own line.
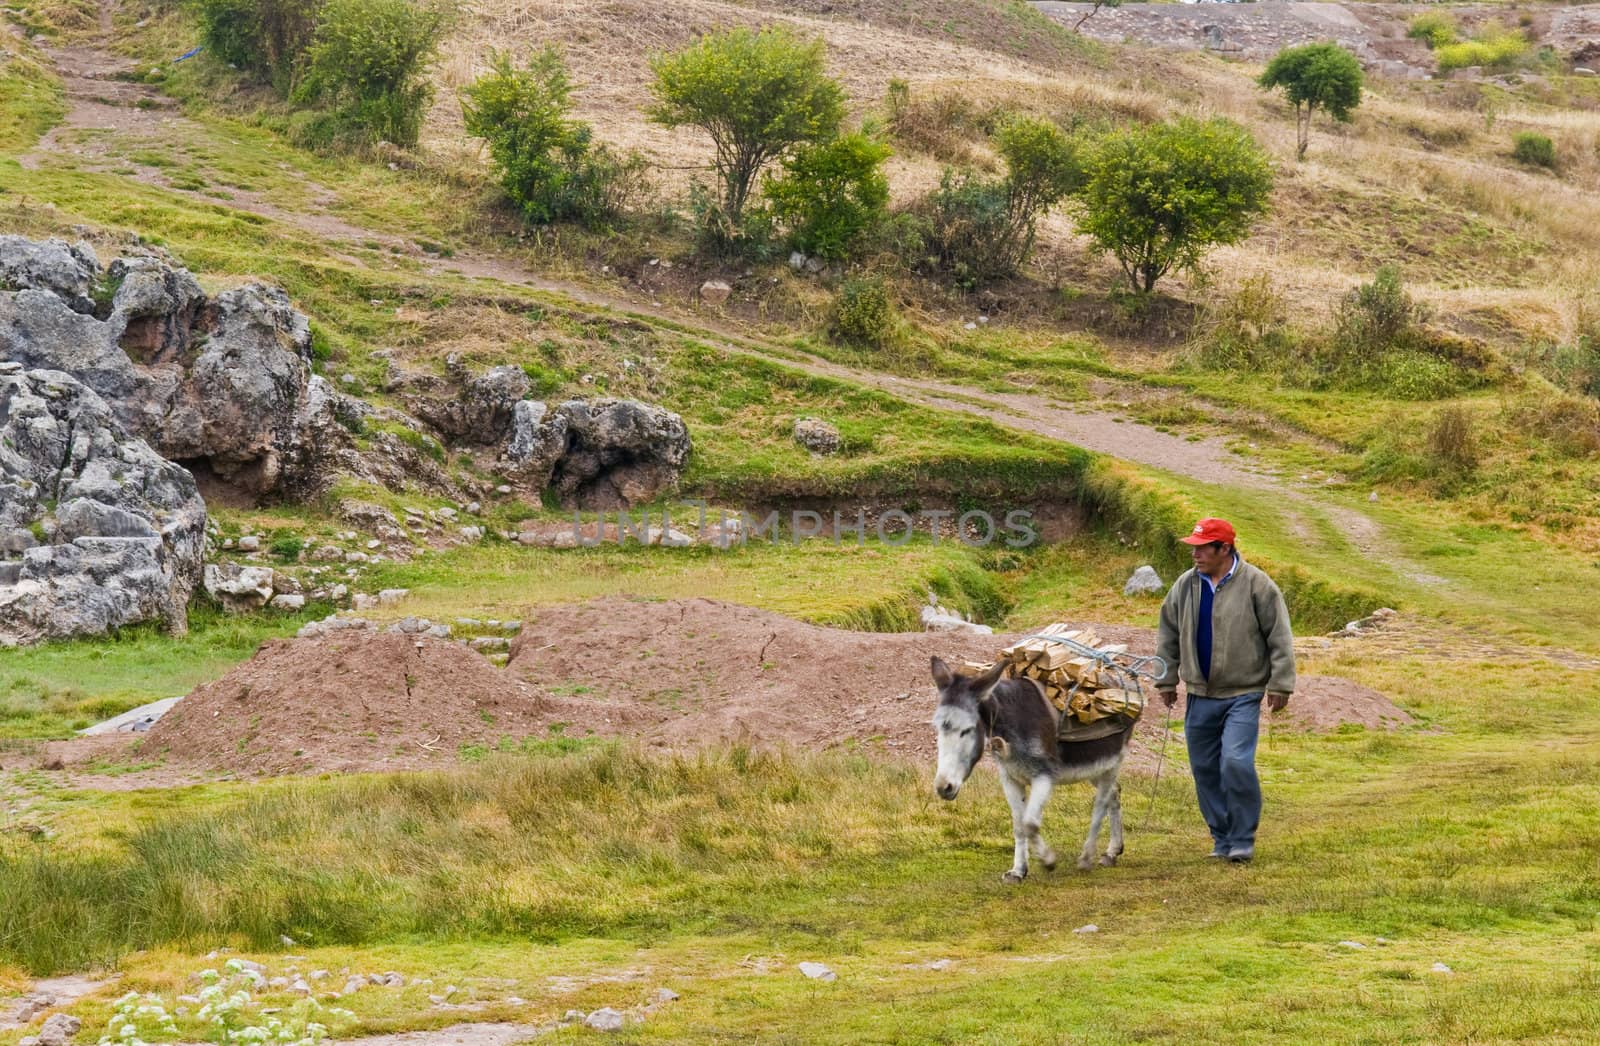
left=144, top=631, right=606, bottom=775
left=507, top=598, right=1413, bottom=769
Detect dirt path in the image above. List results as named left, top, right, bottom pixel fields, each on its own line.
left=17, top=5, right=1443, bottom=589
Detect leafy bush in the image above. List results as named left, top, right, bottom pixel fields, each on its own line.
left=1257, top=42, right=1363, bottom=159
left=192, top=0, right=325, bottom=92
left=1332, top=266, right=1430, bottom=357
left=649, top=27, right=845, bottom=227
left=913, top=116, right=1081, bottom=287
left=269, top=534, right=305, bottom=562
left=1407, top=12, right=1458, bottom=49
left=293, top=0, right=450, bottom=147
left=1377, top=350, right=1464, bottom=400
left=829, top=276, right=897, bottom=349
left=1511, top=131, right=1555, bottom=168
left=1435, top=23, right=1529, bottom=73
left=1077, top=117, right=1272, bottom=293
left=1189, top=275, right=1295, bottom=372
left=462, top=48, right=647, bottom=227
left=765, top=132, right=891, bottom=261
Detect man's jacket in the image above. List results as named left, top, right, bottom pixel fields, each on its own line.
left=1154, top=556, right=1296, bottom=698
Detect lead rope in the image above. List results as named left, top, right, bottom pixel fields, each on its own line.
left=1143, top=696, right=1171, bottom=832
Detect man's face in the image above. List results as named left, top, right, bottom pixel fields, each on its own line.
left=1191, top=541, right=1232, bottom=575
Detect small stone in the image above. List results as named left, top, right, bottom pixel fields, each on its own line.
left=793, top=417, right=842, bottom=455
left=798, top=962, right=836, bottom=982
left=1368, top=491, right=1379, bottom=502
left=428, top=994, right=446, bottom=1005
left=1073, top=924, right=1099, bottom=934
left=1431, top=962, right=1452, bottom=973
left=288, top=980, right=311, bottom=995
left=699, top=279, right=732, bottom=305
left=237, top=535, right=261, bottom=552
left=377, top=588, right=409, bottom=605
left=562, top=1010, right=585, bottom=1023
left=1123, top=565, right=1164, bottom=597
left=584, top=1008, right=625, bottom=1031
left=964, top=322, right=978, bottom=330
left=340, top=373, right=357, bottom=386
left=37, top=1014, right=81, bottom=1046
left=788, top=251, right=807, bottom=270
left=495, top=485, right=512, bottom=494
left=309, top=970, right=328, bottom=981
left=502, top=620, right=521, bottom=632
left=353, top=594, right=378, bottom=611
left=467, top=502, right=481, bottom=514
left=342, top=977, right=365, bottom=994
left=270, top=594, right=306, bottom=611
left=653, top=988, right=679, bottom=1003
left=1338, top=940, right=1365, bottom=949
left=269, top=977, right=289, bottom=989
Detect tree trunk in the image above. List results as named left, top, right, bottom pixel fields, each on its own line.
left=1296, top=106, right=1311, bottom=160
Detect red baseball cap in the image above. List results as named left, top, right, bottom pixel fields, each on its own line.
left=1180, top=518, right=1236, bottom=546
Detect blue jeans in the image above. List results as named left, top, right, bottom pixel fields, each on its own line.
left=1184, top=692, right=1263, bottom=852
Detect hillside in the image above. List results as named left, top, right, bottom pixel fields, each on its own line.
left=2, top=0, right=1600, bottom=1042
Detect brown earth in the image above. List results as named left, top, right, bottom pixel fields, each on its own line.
left=128, top=598, right=1410, bottom=778
left=142, top=631, right=610, bottom=776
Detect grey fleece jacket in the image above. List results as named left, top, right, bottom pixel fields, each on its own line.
left=1154, top=556, right=1296, bottom=699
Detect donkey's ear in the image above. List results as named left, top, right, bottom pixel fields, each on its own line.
left=931, top=655, right=955, bottom=689
left=975, top=660, right=1007, bottom=693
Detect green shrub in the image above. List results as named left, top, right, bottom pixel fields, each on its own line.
left=649, top=27, right=845, bottom=227
left=1511, top=130, right=1555, bottom=168
left=913, top=116, right=1081, bottom=287
left=1407, top=12, right=1458, bottom=49
left=1378, top=350, right=1464, bottom=400
left=269, top=534, right=305, bottom=562
left=192, top=0, right=324, bottom=92
left=765, top=132, right=891, bottom=261
left=292, top=0, right=450, bottom=147
left=1333, top=265, right=1430, bottom=356
left=1189, top=275, right=1295, bottom=372
left=1435, top=24, right=1529, bottom=73
left=1078, top=117, right=1272, bottom=293
left=829, top=276, right=897, bottom=349
left=462, top=48, right=648, bottom=227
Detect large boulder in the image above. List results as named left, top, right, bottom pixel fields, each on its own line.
left=0, top=364, right=206, bottom=646
left=548, top=399, right=692, bottom=508
left=0, top=236, right=346, bottom=501
left=412, top=357, right=531, bottom=446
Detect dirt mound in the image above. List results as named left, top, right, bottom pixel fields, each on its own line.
left=145, top=631, right=606, bottom=775
left=507, top=598, right=1413, bottom=768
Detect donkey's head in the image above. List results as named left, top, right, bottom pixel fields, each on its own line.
left=931, top=655, right=1006, bottom=800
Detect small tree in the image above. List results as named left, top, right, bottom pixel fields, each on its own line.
left=1072, top=0, right=1123, bottom=32
left=294, top=0, right=450, bottom=147
left=462, top=48, right=642, bottom=227
left=1258, top=42, right=1363, bottom=160
left=992, top=116, right=1084, bottom=273
left=1077, top=117, right=1273, bottom=294
left=764, top=132, right=891, bottom=261
left=649, top=27, right=845, bottom=226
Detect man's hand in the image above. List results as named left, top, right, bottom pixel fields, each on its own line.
left=1159, top=689, right=1177, bottom=709
left=1266, top=691, right=1291, bottom=713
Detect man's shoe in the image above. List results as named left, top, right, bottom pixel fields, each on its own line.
left=1208, top=846, right=1228, bottom=859
left=1227, top=846, right=1254, bottom=864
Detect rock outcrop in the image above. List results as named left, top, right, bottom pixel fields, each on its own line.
left=0, top=235, right=398, bottom=502
left=505, top=398, right=691, bottom=509
left=0, top=364, right=206, bottom=645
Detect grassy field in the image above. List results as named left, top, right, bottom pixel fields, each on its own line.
left=3, top=0, right=1600, bottom=1042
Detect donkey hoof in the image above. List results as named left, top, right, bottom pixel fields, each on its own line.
left=1041, top=853, right=1058, bottom=872
left=1076, top=856, right=1095, bottom=871
left=1001, top=870, right=1026, bottom=884
left=1099, top=854, right=1119, bottom=868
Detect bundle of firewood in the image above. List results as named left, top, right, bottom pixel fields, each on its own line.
left=963, top=624, right=1146, bottom=725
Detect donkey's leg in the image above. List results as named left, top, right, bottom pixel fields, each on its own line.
left=1078, top=774, right=1114, bottom=870
left=999, top=769, right=1030, bottom=883
left=1101, top=778, right=1125, bottom=867
left=1023, top=773, right=1059, bottom=872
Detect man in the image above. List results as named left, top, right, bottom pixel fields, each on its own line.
left=1155, top=518, right=1295, bottom=864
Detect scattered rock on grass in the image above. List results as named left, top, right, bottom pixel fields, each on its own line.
left=792, top=417, right=841, bottom=455
left=36, top=1014, right=81, bottom=1046
left=584, top=1008, right=625, bottom=1031
left=798, top=962, right=836, bottom=982
left=1122, top=565, right=1164, bottom=596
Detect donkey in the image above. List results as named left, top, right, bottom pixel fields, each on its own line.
left=931, top=656, right=1132, bottom=882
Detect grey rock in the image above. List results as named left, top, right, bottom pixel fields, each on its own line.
left=377, top=588, right=409, bottom=605
left=501, top=400, right=567, bottom=488
left=798, top=962, right=836, bottom=982
left=338, top=499, right=399, bottom=531
left=652, top=988, right=679, bottom=1003
left=270, top=593, right=306, bottom=611
left=792, top=417, right=841, bottom=455
left=0, top=236, right=100, bottom=312
left=548, top=399, right=691, bottom=509
left=413, top=363, right=530, bottom=445
left=584, top=1008, right=626, bottom=1031
left=1122, top=565, right=1164, bottom=597
left=36, top=1014, right=81, bottom=1046
left=699, top=279, right=732, bottom=305
left=0, top=368, right=206, bottom=646
left=203, top=563, right=276, bottom=613
left=237, top=535, right=261, bottom=552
